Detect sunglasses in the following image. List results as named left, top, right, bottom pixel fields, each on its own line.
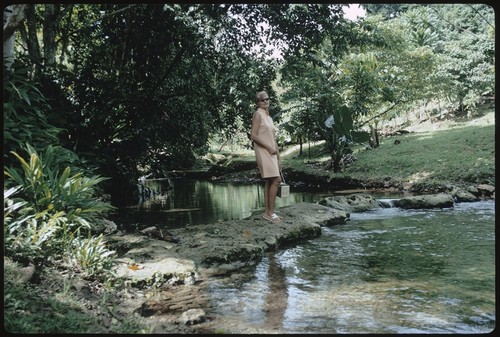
left=259, top=98, right=270, bottom=102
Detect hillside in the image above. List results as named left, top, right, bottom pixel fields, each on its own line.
left=213, top=108, right=495, bottom=194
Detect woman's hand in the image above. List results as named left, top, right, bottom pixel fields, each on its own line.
left=268, top=146, right=278, bottom=155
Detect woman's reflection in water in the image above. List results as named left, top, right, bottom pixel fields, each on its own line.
left=263, top=252, right=288, bottom=330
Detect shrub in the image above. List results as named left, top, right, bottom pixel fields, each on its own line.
left=66, top=232, right=116, bottom=278
left=4, top=144, right=115, bottom=275
left=3, top=66, right=62, bottom=167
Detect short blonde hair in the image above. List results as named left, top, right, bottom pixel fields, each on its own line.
left=255, top=91, right=268, bottom=104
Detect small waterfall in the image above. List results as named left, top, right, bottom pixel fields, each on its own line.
left=378, top=198, right=397, bottom=208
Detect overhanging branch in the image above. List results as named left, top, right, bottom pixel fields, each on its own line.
left=356, top=101, right=401, bottom=128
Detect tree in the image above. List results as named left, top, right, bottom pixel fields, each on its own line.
left=362, top=3, right=414, bottom=20
left=427, top=4, right=495, bottom=113
left=6, top=3, right=352, bottom=203
left=3, top=4, right=28, bottom=70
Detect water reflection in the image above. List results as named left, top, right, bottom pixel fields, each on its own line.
left=112, top=178, right=343, bottom=230
left=208, top=201, right=495, bottom=334
left=115, top=179, right=494, bottom=333
left=263, top=253, right=288, bottom=330
left=136, top=178, right=171, bottom=208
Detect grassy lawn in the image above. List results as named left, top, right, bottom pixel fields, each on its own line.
left=345, top=124, right=495, bottom=186
left=275, top=110, right=495, bottom=188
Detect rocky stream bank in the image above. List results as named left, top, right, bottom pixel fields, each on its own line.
left=8, top=181, right=495, bottom=334
left=99, top=184, right=495, bottom=333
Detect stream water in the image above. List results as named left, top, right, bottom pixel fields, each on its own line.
left=112, top=178, right=495, bottom=333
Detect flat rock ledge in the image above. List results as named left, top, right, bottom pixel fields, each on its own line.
left=107, top=202, right=347, bottom=331
left=110, top=202, right=348, bottom=286
left=110, top=186, right=495, bottom=288
left=393, top=193, right=454, bottom=209
left=104, top=189, right=494, bottom=331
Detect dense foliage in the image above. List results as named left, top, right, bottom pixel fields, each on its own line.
left=2, top=4, right=495, bottom=333
left=2, top=3, right=495, bottom=273
left=277, top=4, right=494, bottom=171
left=4, top=3, right=494, bottom=188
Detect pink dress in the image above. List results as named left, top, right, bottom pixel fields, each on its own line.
left=254, top=110, right=279, bottom=178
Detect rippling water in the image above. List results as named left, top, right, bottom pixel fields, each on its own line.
left=114, top=179, right=495, bottom=333
left=206, top=201, right=495, bottom=333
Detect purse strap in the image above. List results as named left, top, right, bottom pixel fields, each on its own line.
left=280, top=170, right=287, bottom=184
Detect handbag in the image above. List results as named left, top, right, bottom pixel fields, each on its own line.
left=277, top=170, right=290, bottom=198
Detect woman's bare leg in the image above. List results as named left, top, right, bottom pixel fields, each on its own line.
left=265, top=176, right=281, bottom=217
left=264, top=179, right=271, bottom=215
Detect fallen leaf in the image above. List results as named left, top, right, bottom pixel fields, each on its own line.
left=242, top=229, right=251, bottom=238
left=128, top=263, right=143, bottom=270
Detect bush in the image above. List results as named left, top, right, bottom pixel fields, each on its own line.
left=3, top=66, right=62, bottom=167
left=66, top=233, right=116, bottom=277
left=4, top=144, right=115, bottom=276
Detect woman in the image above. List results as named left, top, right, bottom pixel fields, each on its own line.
left=250, top=91, right=282, bottom=223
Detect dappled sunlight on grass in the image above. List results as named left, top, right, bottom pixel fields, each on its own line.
left=405, top=111, right=495, bottom=133
left=204, top=109, right=494, bottom=187
left=408, top=171, right=434, bottom=183
left=281, top=140, right=325, bottom=157
left=344, top=123, right=495, bottom=185
left=414, top=132, right=437, bottom=141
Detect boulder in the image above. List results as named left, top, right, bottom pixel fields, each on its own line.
left=452, top=189, right=479, bottom=202
left=113, top=256, right=198, bottom=287
left=318, top=193, right=382, bottom=212
left=176, top=308, right=206, bottom=325
left=476, top=184, right=495, bottom=197
left=393, top=193, right=454, bottom=209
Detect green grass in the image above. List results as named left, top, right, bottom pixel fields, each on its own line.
left=345, top=124, right=495, bottom=186
left=204, top=108, right=495, bottom=191
left=209, top=118, right=495, bottom=189
left=3, top=258, right=148, bottom=334
left=278, top=121, right=495, bottom=188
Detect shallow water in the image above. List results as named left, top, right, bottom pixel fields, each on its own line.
left=114, top=179, right=495, bottom=333
left=206, top=201, right=495, bottom=333
left=112, top=178, right=397, bottom=230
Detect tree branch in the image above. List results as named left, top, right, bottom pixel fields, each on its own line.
left=356, top=101, right=401, bottom=128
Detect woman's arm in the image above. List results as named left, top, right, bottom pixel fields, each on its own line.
left=276, top=141, right=282, bottom=170
left=251, top=111, right=278, bottom=155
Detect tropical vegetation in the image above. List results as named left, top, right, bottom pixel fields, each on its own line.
left=3, top=3, right=494, bottom=333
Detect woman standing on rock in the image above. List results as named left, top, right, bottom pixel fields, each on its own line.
left=250, top=91, right=282, bottom=223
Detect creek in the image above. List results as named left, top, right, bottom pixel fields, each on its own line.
left=112, top=178, right=495, bottom=333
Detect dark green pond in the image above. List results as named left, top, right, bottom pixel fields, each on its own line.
left=113, top=178, right=495, bottom=333
left=112, top=178, right=342, bottom=230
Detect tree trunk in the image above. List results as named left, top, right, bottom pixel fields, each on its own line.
left=43, top=4, right=58, bottom=67
left=3, top=4, right=28, bottom=70
left=23, top=5, right=43, bottom=77
left=369, top=125, right=379, bottom=148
